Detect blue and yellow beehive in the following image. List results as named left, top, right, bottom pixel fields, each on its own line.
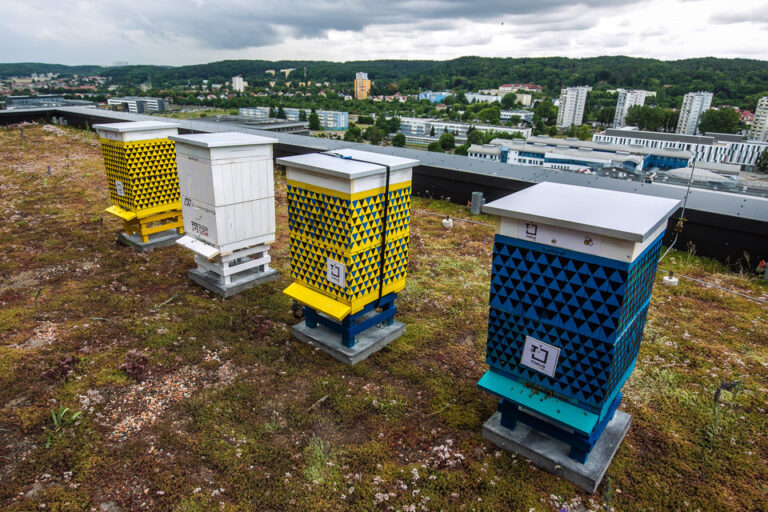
left=478, top=183, right=679, bottom=462
left=94, top=121, right=183, bottom=242
left=277, top=149, right=419, bottom=322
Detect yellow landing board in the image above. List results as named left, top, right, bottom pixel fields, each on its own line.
left=283, top=283, right=351, bottom=321
left=104, top=204, right=136, bottom=221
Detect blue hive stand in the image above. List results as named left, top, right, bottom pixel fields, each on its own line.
left=303, top=292, right=398, bottom=348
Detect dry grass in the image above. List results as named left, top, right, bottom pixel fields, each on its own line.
left=1, top=124, right=767, bottom=511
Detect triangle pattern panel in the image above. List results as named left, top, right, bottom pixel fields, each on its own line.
left=485, top=232, right=665, bottom=414
left=100, top=137, right=180, bottom=214
left=287, top=183, right=411, bottom=253
left=286, top=181, right=412, bottom=311
left=289, top=234, right=409, bottom=306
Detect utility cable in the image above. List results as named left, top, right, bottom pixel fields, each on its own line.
left=659, top=156, right=697, bottom=262
left=657, top=268, right=768, bottom=305
left=328, top=153, right=391, bottom=306
left=411, top=208, right=496, bottom=228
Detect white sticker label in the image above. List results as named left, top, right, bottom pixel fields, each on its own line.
left=115, top=180, right=125, bottom=197
left=518, top=221, right=601, bottom=255
left=520, top=336, right=561, bottom=378
left=326, top=257, right=346, bottom=288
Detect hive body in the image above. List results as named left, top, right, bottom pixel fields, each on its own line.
left=171, top=133, right=279, bottom=296
left=95, top=121, right=181, bottom=218
left=94, top=121, right=183, bottom=245
left=278, top=149, right=417, bottom=321
left=478, top=183, right=679, bottom=462
left=277, top=149, right=419, bottom=357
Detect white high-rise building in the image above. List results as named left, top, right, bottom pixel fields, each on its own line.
left=556, top=86, right=592, bottom=128
left=231, top=76, right=245, bottom=93
left=613, top=89, right=649, bottom=127
left=748, top=96, right=768, bottom=142
left=676, top=91, right=713, bottom=135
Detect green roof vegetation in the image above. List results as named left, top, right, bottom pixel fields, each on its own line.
left=0, top=124, right=767, bottom=510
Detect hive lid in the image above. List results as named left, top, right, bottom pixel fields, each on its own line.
left=277, top=149, right=419, bottom=179
left=324, top=148, right=419, bottom=171
left=483, top=182, right=680, bottom=242
left=169, top=132, right=277, bottom=148
left=92, top=121, right=180, bottom=133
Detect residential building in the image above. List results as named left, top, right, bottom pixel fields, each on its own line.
left=747, top=96, right=768, bottom=142
left=106, top=96, right=168, bottom=113
left=418, top=91, right=449, bottom=103
left=613, top=89, right=650, bottom=127
left=239, top=107, right=348, bottom=130
left=231, top=76, right=246, bottom=92
left=354, top=72, right=372, bottom=100
left=501, top=110, right=534, bottom=124
left=398, top=117, right=531, bottom=142
left=465, top=92, right=501, bottom=103
left=556, top=86, right=592, bottom=128
left=515, top=93, right=533, bottom=107
left=676, top=91, right=713, bottom=135
left=594, top=127, right=768, bottom=171
left=499, top=83, right=543, bottom=93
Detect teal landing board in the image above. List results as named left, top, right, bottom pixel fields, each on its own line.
left=477, top=364, right=635, bottom=436
left=478, top=370, right=597, bottom=434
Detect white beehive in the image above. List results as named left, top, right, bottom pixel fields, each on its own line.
left=170, top=132, right=278, bottom=255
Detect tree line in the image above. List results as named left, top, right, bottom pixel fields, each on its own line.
left=3, top=56, right=768, bottom=109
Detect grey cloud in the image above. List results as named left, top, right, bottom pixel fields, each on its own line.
left=107, top=0, right=644, bottom=49
left=709, top=5, right=768, bottom=25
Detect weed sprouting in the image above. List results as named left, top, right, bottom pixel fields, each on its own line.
left=45, top=406, right=81, bottom=448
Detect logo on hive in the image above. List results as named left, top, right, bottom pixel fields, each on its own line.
left=326, top=257, right=346, bottom=288
left=190, top=221, right=209, bottom=238
left=520, top=336, right=560, bottom=378
left=530, top=345, right=549, bottom=364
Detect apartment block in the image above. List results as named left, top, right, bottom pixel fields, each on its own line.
left=556, top=86, right=592, bottom=128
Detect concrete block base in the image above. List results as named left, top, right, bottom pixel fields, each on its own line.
left=117, top=229, right=181, bottom=252
left=482, top=410, right=631, bottom=493
left=188, top=267, right=280, bottom=298
left=291, top=313, right=405, bottom=365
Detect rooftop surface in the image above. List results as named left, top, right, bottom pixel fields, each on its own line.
left=1, top=124, right=768, bottom=511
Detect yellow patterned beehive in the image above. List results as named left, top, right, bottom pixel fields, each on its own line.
left=94, top=121, right=184, bottom=242
left=277, top=149, right=419, bottom=321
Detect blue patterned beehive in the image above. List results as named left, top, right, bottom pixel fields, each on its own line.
left=478, top=182, right=679, bottom=462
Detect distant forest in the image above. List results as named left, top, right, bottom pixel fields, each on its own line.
left=2, top=56, right=768, bottom=109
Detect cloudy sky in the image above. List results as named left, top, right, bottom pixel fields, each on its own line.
left=1, top=0, right=767, bottom=65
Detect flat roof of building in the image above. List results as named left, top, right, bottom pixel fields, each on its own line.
left=468, top=144, right=502, bottom=155
left=604, top=128, right=716, bottom=145
left=524, top=135, right=693, bottom=159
